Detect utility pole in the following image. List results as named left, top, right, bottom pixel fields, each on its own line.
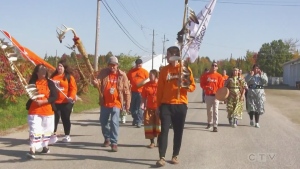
left=152, top=29, right=154, bottom=70
left=94, top=0, right=101, bottom=71
left=162, top=34, right=169, bottom=65
left=55, top=50, right=57, bottom=67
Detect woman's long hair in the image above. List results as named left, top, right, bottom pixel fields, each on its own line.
left=28, top=64, right=48, bottom=84
left=50, top=59, right=72, bottom=80
left=149, top=69, right=159, bottom=79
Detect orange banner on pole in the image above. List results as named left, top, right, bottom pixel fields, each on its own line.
left=1, top=30, right=55, bottom=71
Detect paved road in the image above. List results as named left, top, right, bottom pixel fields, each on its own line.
left=1, top=85, right=300, bottom=169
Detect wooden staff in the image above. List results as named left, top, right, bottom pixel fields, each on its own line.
left=56, top=25, right=102, bottom=98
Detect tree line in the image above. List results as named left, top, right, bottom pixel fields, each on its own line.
left=1, top=38, right=298, bottom=103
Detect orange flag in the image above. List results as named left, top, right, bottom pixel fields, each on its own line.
left=1, top=30, right=55, bottom=71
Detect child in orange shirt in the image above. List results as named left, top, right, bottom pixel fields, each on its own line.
left=141, top=69, right=161, bottom=148
left=26, top=64, right=58, bottom=159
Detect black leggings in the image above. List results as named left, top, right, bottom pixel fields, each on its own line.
left=158, top=104, right=187, bottom=158
left=249, top=111, right=260, bottom=123
left=54, top=103, right=73, bottom=135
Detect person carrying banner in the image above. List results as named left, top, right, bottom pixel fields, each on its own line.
left=26, top=64, right=58, bottom=159
left=50, top=59, right=77, bottom=143
left=155, top=46, right=196, bottom=166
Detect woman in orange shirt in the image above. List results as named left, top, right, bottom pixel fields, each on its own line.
left=141, top=69, right=161, bottom=148
left=50, top=59, right=77, bottom=143
left=26, top=64, right=58, bottom=159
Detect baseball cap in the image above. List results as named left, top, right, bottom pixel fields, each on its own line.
left=108, top=56, right=118, bottom=65
left=135, top=58, right=143, bottom=65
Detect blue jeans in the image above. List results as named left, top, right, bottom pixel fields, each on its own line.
left=99, top=106, right=120, bottom=145
left=130, top=92, right=144, bottom=125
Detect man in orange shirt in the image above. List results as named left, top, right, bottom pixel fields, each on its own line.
left=93, top=56, right=131, bottom=152
left=200, top=61, right=224, bottom=132
left=155, top=46, right=195, bottom=167
left=127, top=59, right=149, bottom=128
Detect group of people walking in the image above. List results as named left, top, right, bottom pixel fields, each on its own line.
left=200, top=62, right=268, bottom=131
left=25, top=45, right=267, bottom=167
left=92, top=46, right=196, bottom=167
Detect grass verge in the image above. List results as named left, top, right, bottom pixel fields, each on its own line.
left=0, top=86, right=99, bottom=135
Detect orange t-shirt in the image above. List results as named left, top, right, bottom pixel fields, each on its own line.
left=200, top=72, right=224, bottom=95
left=127, top=67, right=149, bottom=93
left=28, top=79, right=54, bottom=116
left=103, top=73, right=121, bottom=108
left=51, top=74, right=77, bottom=104
left=223, top=75, right=229, bottom=81
left=141, top=81, right=158, bottom=109
left=156, top=64, right=196, bottom=107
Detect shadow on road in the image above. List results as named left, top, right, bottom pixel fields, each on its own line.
left=265, top=85, right=298, bottom=90
left=0, top=149, right=32, bottom=163
left=71, top=119, right=100, bottom=127
left=0, top=150, right=158, bottom=167
left=0, top=137, right=27, bottom=147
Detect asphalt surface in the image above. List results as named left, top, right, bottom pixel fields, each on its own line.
left=0, top=85, right=300, bottom=169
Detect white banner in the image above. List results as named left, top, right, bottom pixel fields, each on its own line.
left=183, top=0, right=217, bottom=63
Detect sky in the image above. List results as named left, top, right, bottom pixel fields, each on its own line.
left=1, top=0, right=300, bottom=62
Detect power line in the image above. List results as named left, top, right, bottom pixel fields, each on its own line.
left=115, top=0, right=151, bottom=43
left=102, top=0, right=150, bottom=52
left=191, top=0, right=300, bottom=6
left=115, top=0, right=141, bottom=27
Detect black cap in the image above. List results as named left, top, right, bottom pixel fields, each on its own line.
left=135, top=58, right=143, bottom=64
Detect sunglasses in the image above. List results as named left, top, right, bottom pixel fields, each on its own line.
left=212, top=64, right=218, bottom=67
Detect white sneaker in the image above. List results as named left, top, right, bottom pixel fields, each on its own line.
left=255, top=123, right=260, bottom=128
left=121, top=116, right=126, bottom=124
left=49, top=135, right=58, bottom=145
left=250, top=120, right=254, bottom=126
left=26, top=152, right=36, bottom=159
left=233, top=124, right=237, bottom=128
left=62, top=135, right=71, bottom=142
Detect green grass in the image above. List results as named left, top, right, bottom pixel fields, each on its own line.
left=0, top=96, right=28, bottom=132
left=0, top=86, right=99, bottom=134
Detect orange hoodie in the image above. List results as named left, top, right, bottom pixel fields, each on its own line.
left=157, top=64, right=195, bottom=107
left=200, top=71, right=223, bottom=95
left=51, top=74, right=77, bottom=103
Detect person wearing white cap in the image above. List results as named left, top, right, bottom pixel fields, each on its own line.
left=93, top=56, right=131, bottom=152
